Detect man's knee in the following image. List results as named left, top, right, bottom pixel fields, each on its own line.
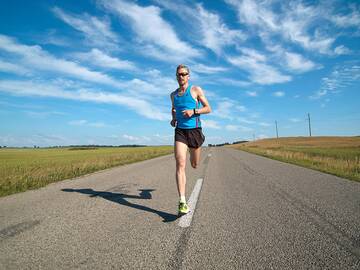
left=176, top=158, right=186, bottom=169
left=191, top=161, right=198, bottom=169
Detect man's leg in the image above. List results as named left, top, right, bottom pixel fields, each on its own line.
left=189, top=147, right=201, bottom=169
left=175, top=141, right=188, bottom=198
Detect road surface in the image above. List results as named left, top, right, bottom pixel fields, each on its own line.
left=1, top=147, right=359, bottom=269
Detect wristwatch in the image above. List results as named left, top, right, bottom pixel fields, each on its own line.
left=193, top=108, right=199, bottom=115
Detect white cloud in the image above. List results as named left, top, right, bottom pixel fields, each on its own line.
left=257, top=134, right=269, bottom=140
left=225, top=125, right=239, bottom=131
left=0, top=80, right=168, bottom=121
left=0, top=59, right=31, bottom=75
left=192, top=64, right=228, bottom=74
left=225, top=125, right=252, bottom=132
left=215, top=78, right=251, bottom=87
left=0, top=35, right=175, bottom=98
left=228, top=48, right=291, bottom=85
left=123, top=134, right=138, bottom=141
left=24, top=110, right=65, bottom=118
left=68, top=120, right=106, bottom=128
left=113, top=133, right=171, bottom=145
left=39, top=29, right=71, bottom=47
left=201, top=119, right=221, bottom=129
left=212, top=100, right=246, bottom=120
left=237, top=117, right=255, bottom=124
left=311, top=62, right=360, bottom=99
left=0, top=34, right=120, bottom=87
left=0, top=133, right=70, bottom=147
left=212, top=101, right=234, bottom=119
left=52, top=7, right=119, bottom=50
left=259, top=122, right=271, bottom=127
left=236, top=105, right=246, bottom=112
left=195, top=3, right=246, bottom=55
left=154, top=1, right=245, bottom=55
left=225, top=0, right=344, bottom=54
left=75, top=48, right=137, bottom=71
left=89, top=122, right=106, bottom=128
left=152, top=134, right=173, bottom=145
left=122, top=134, right=151, bottom=143
left=100, top=0, right=201, bottom=61
left=281, top=9, right=335, bottom=54
left=334, top=45, right=351, bottom=55
left=265, top=44, right=319, bottom=74
left=226, top=0, right=278, bottom=31
left=246, top=91, right=258, bottom=97
left=284, top=52, right=316, bottom=72
left=331, top=7, right=360, bottom=28
left=273, top=91, right=285, bottom=97
left=123, top=70, right=177, bottom=97
left=290, top=118, right=302, bottom=123
left=240, top=47, right=267, bottom=62
left=69, top=120, right=88, bottom=126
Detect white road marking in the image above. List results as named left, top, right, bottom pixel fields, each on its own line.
left=178, top=178, right=204, bottom=228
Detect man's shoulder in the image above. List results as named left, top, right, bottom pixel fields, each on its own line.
left=191, top=85, right=204, bottom=95
left=170, top=89, right=178, bottom=97
left=191, top=85, right=203, bottom=90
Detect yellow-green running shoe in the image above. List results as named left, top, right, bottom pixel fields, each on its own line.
left=178, top=202, right=189, bottom=215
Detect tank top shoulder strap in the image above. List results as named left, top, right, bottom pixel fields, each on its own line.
left=184, top=85, right=192, bottom=96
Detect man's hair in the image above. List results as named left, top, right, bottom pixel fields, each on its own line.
left=176, top=64, right=190, bottom=75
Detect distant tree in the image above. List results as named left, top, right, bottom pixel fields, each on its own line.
left=232, top=140, right=248, bottom=145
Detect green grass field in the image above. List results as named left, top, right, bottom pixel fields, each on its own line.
left=0, top=146, right=173, bottom=197
left=231, top=136, right=360, bottom=182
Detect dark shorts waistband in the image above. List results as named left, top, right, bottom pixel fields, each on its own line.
left=175, top=127, right=202, bottom=131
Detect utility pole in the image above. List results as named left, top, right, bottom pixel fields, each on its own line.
left=275, top=120, right=279, bottom=138
left=307, top=113, right=312, bottom=137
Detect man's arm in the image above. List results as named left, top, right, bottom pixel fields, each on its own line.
left=170, top=92, right=177, bottom=127
left=194, top=86, right=211, bottom=115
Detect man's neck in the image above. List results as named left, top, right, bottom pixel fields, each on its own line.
left=179, top=83, right=189, bottom=92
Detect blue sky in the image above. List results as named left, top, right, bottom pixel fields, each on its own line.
left=0, top=0, right=359, bottom=147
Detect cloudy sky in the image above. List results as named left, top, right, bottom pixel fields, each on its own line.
left=0, top=0, right=359, bottom=147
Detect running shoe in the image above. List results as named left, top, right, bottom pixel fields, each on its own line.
left=178, top=202, right=189, bottom=215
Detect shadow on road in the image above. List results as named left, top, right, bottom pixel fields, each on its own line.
left=62, top=188, right=179, bottom=223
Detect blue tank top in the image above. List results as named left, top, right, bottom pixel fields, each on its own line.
left=173, top=85, right=201, bottom=129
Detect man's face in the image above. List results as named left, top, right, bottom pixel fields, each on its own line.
left=176, top=68, right=189, bottom=86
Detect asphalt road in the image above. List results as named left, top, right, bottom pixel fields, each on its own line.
left=1, top=147, right=359, bottom=269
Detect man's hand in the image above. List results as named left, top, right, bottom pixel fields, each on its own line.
left=170, top=119, right=177, bottom=127
left=182, top=109, right=194, bottom=118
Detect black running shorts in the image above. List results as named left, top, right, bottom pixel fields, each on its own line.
left=175, top=128, right=205, bottom=148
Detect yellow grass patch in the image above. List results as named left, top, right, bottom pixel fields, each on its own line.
left=231, top=136, right=360, bottom=182
left=0, top=146, right=173, bottom=197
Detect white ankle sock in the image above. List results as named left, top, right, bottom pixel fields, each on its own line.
left=180, top=196, right=186, bottom=203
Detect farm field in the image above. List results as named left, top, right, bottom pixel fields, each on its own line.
left=231, top=136, right=360, bottom=182
left=0, top=146, right=173, bottom=197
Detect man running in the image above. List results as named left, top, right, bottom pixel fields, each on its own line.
left=170, top=64, right=211, bottom=215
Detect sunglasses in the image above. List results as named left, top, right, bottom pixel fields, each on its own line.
left=177, top=73, right=189, bottom=77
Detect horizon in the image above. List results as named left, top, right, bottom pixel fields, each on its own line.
left=2, top=135, right=359, bottom=149
left=1, top=0, right=359, bottom=147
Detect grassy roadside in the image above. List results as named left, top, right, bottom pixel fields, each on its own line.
left=0, top=146, right=173, bottom=197
left=230, top=136, right=360, bottom=182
